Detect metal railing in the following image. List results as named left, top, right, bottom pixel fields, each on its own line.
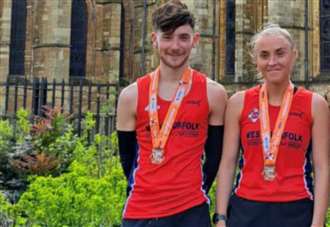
left=1, top=77, right=119, bottom=136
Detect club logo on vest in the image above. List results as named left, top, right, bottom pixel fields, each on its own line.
left=246, top=130, right=304, bottom=149
left=145, top=121, right=200, bottom=137
left=248, top=108, right=259, bottom=123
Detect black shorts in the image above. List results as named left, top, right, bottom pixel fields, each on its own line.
left=227, top=194, right=313, bottom=227
left=122, top=202, right=211, bottom=227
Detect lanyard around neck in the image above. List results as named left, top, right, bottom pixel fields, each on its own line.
left=259, top=83, right=294, bottom=168
left=148, top=67, right=192, bottom=150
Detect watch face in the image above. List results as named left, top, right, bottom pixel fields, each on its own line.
left=212, top=213, right=219, bottom=224
left=212, top=213, right=227, bottom=224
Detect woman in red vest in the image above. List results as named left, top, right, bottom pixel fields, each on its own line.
left=214, top=24, right=329, bottom=227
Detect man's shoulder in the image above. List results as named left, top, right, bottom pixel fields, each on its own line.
left=120, top=73, right=152, bottom=97
left=118, top=82, right=138, bottom=103
left=206, top=78, right=227, bottom=97
left=137, top=73, right=152, bottom=81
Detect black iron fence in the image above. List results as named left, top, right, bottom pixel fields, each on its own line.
left=0, top=77, right=119, bottom=135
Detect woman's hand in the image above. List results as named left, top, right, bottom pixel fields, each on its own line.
left=215, top=221, right=226, bottom=227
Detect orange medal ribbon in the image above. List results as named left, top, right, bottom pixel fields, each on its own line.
left=259, top=83, right=294, bottom=181
left=148, top=67, right=192, bottom=164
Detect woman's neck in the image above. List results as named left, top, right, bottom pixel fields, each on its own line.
left=264, top=80, right=291, bottom=106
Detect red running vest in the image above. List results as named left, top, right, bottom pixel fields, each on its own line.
left=123, top=70, right=209, bottom=219
left=235, top=85, right=314, bottom=202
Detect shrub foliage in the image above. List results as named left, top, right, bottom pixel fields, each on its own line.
left=0, top=107, right=329, bottom=226
left=0, top=108, right=126, bottom=226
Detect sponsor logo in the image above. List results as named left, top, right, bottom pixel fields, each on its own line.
left=289, top=111, right=304, bottom=119
left=186, top=99, right=202, bottom=106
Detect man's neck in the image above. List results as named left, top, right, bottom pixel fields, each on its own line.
left=158, top=63, right=189, bottom=83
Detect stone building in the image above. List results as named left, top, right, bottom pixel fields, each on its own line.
left=0, top=0, right=329, bottom=104
left=0, top=0, right=329, bottom=89
left=0, top=0, right=330, bottom=111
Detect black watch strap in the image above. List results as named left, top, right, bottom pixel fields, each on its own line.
left=212, top=213, right=227, bottom=224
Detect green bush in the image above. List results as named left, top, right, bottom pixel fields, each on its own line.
left=0, top=193, right=12, bottom=226
left=28, top=106, right=76, bottom=174
left=13, top=156, right=126, bottom=226
left=0, top=119, right=15, bottom=180
left=0, top=108, right=126, bottom=226
left=0, top=107, right=76, bottom=176
left=208, top=182, right=216, bottom=217
left=2, top=108, right=327, bottom=226
left=9, top=130, right=126, bottom=227
left=0, top=120, right=14, bottom=156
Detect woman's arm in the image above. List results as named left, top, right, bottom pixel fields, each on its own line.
left=310, top=93, right=329, bottom=227
left=215, top=91, right=244, bottom=227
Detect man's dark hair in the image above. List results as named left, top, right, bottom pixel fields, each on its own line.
left=152, top=0, right=195, bottom=33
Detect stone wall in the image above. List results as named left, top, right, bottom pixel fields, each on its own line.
left=0, top=0, right=327, bottom=83
left=92, top=2, right=122, bottom=83
left=0, top=0, right=11, bottom=115
left=29, top=0, right=71, bottom=80
left=268, top=0, right=305, bottom=80
left=0, top=0, right=11, bottom=82
left=0, top=0, right=328, bottom=98
left=0, top=0, right=326, bottom=80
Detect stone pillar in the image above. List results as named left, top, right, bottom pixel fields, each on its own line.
left=131, top=0, right=157, bottom=78
left=218, top=0, right=226, bottom=80
left=0, top=0, right=11, bottom=82
left=184, top=0, right=220, bottom=79
left=121, top=0, right=135, bottom=82
left=235, top=0, right=267, bottom=82
left=91, top=0, right=122, bottom=83
left=310, top=0, right=320, bottom=78
left=31, top=0, right=71, bottom=81
left=25, top=0, right=33, bottom=79
left=268, top=0, right=306, bottom=80
left=0, top=0, right=12, bottom=115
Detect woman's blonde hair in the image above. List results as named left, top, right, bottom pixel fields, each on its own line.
left=250, top=23, right=296, bottom=60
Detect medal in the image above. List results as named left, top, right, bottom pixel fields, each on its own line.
left=148, top=67, right=192, bottom=165
left=151, top=148, right=164, bottom=164
left=259, top=83, right=294, bottom=181
left=263, top=166, right=276, bottom=181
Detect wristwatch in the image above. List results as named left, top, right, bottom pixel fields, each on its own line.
left=212, top=213, right=227, bottom=224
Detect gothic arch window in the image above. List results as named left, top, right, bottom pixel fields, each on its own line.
left=320, top=0, right=330, bottom=73
left=9, top=0, right=27, bottom=76
left=70, top=0, right=87, bottom=77
left=225, top=0, right=235, bottom=75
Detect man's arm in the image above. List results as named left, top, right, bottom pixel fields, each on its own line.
left=116, top=83, right=138, bottom=181
left=202, top=79, right=227, bottom=193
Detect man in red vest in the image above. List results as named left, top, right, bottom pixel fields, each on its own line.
left=116, top=1, right=227, bottom=226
